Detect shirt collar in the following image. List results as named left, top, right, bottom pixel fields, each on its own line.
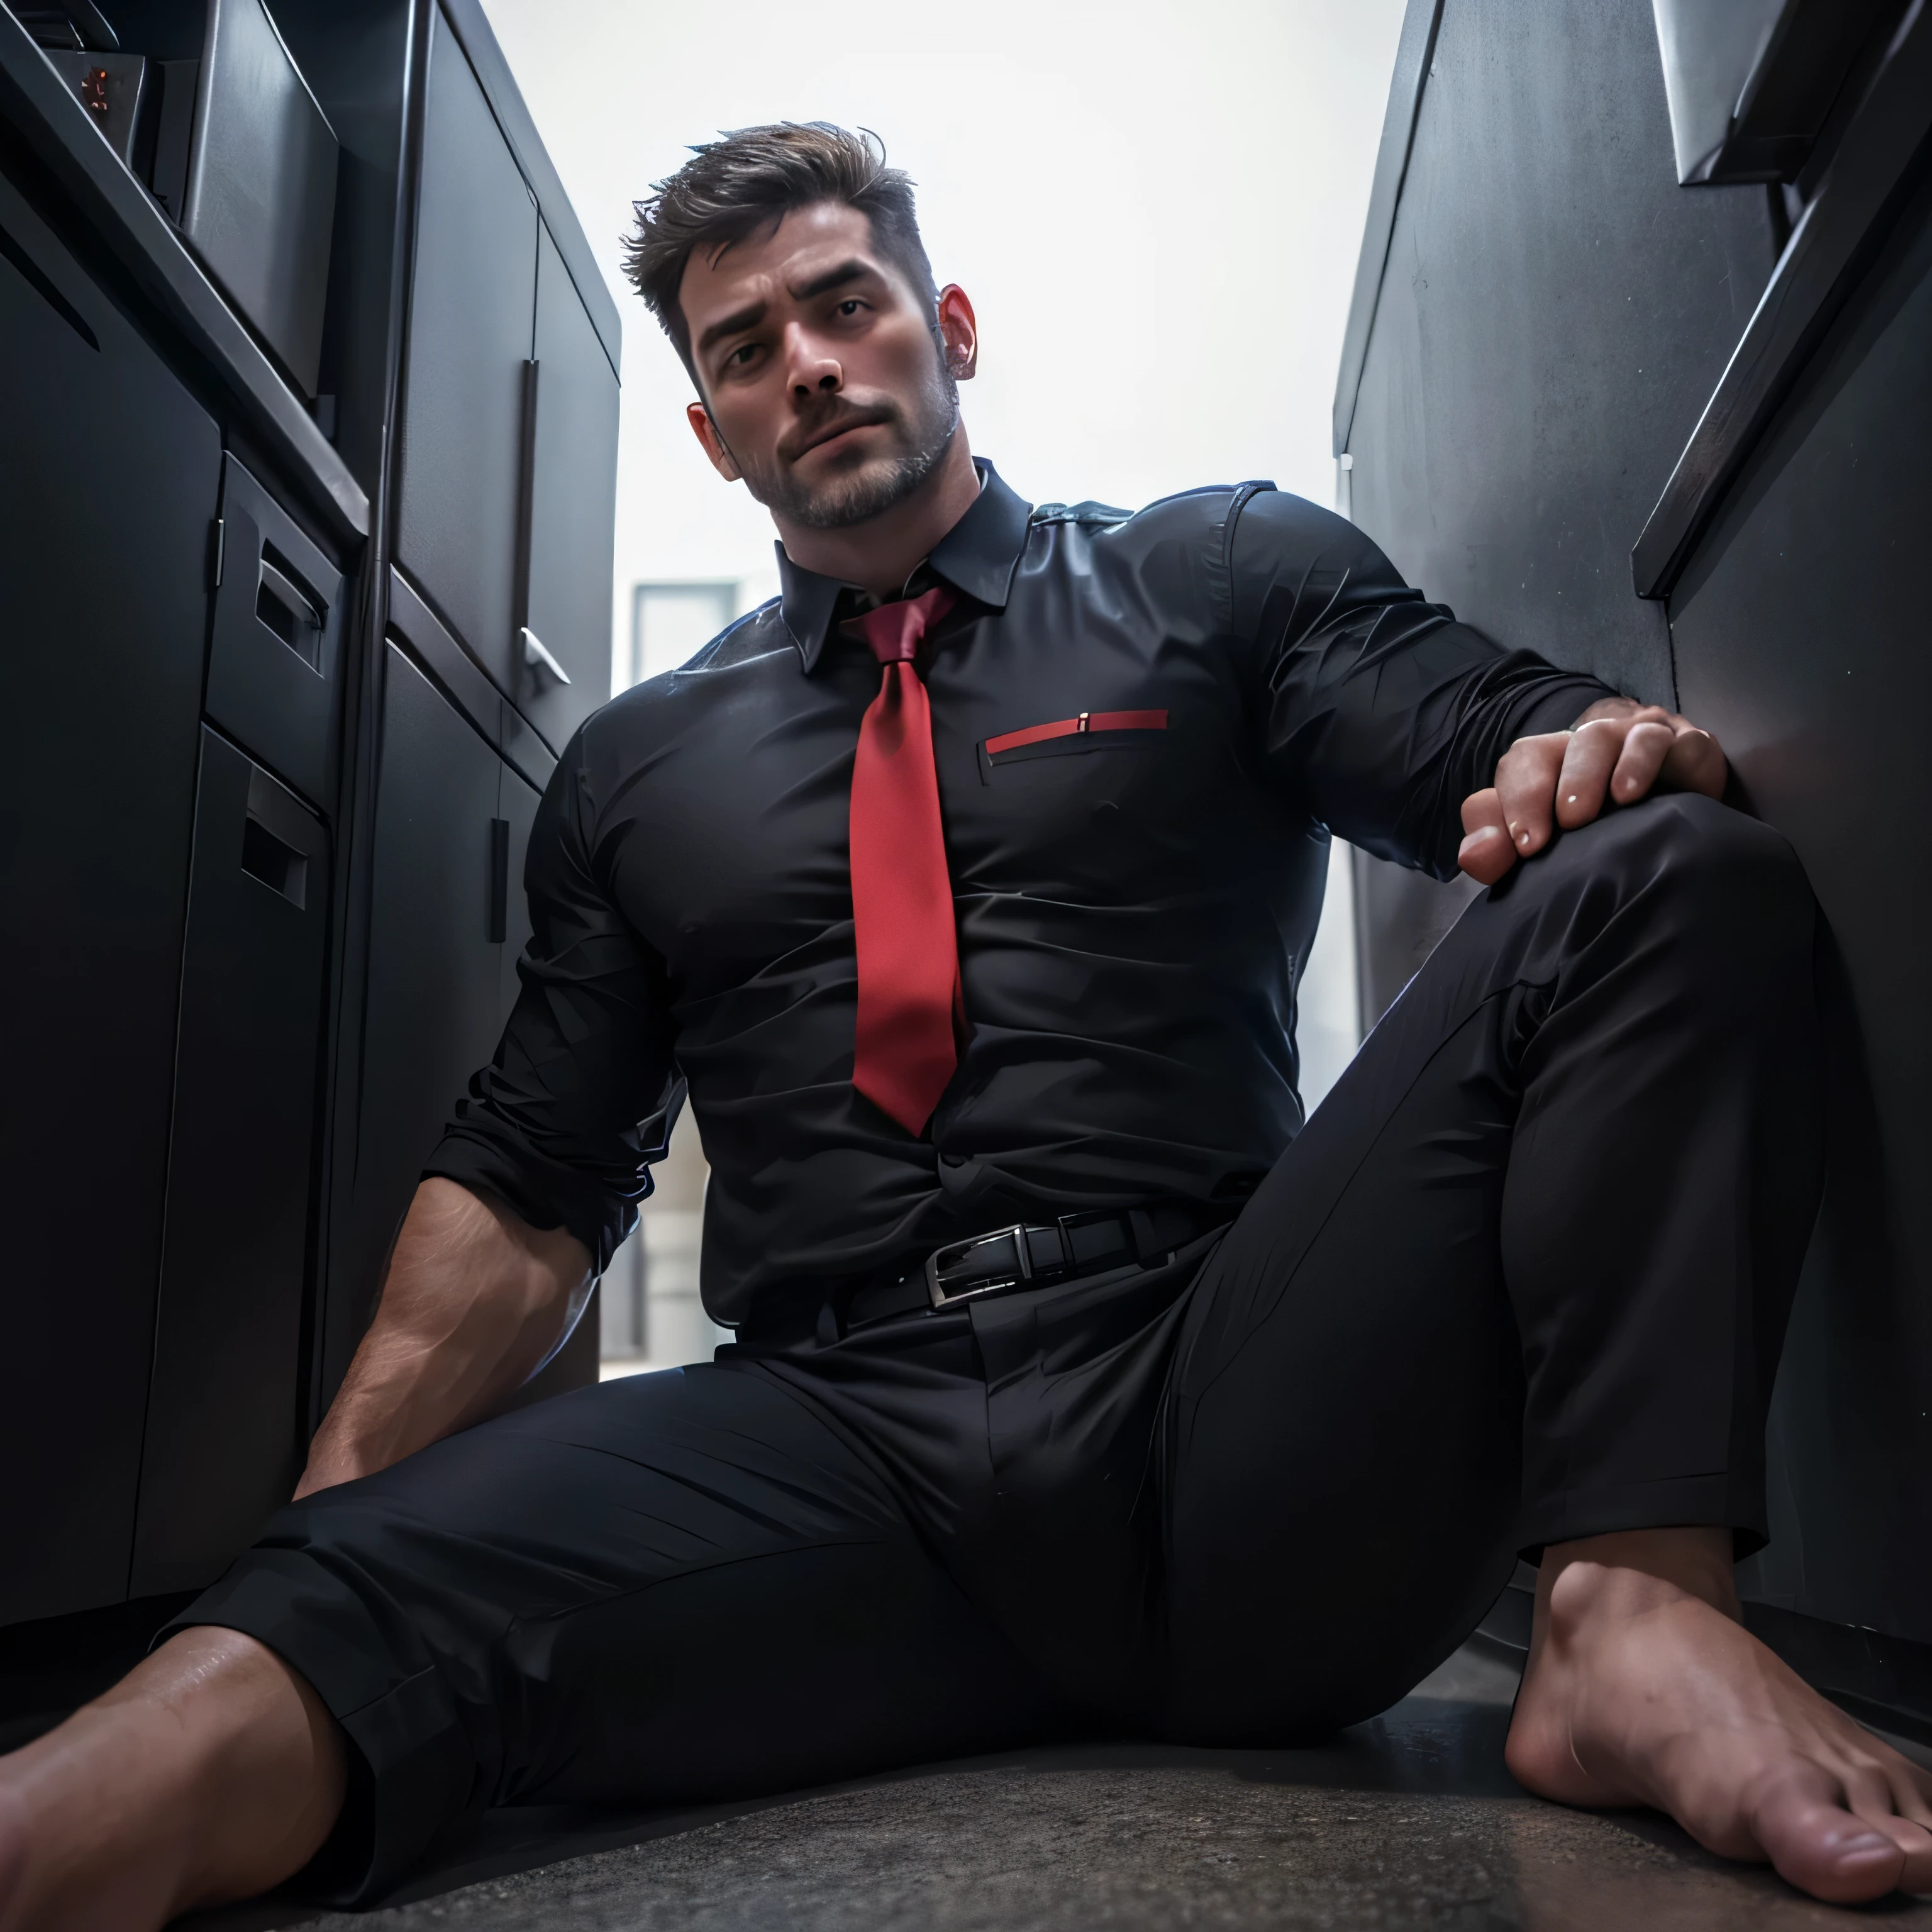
left=776, top=459, right=1033, bottom=671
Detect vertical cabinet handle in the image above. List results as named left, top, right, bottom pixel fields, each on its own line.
left=513, top=357, right=541, bottom=680
left=487, top=818, right=509, bottom=943
left=512, top=359, right=574, bottom=694
left=519, top=626, right=570, bottom=685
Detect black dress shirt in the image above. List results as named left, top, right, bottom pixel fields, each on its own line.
left=428, top=462, right=1611, bottom=1327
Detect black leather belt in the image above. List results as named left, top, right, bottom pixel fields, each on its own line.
left=845, top=1202, right=1228, bottom=1330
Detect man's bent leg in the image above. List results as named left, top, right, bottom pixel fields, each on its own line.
left=1163, top=796, right=1930, bottom=1898
left=0, top=1626, right=345, bottom=1931
left=1162, top=975, right=1535, bottom=1734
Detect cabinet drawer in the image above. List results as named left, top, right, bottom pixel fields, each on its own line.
left=206, top=455, right=345, bottom=810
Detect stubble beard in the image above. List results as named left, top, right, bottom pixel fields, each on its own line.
left=747, top=362, right=960, bottom=532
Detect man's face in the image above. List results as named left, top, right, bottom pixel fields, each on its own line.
left=679, top=202, right=970, bottom=530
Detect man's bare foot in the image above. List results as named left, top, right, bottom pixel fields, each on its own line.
left=1506, top=1527, right=1932, bottom=1904
left=0, top=1628, right=347, bottom=1931
left=0, top=1786, right=27, bottom=1929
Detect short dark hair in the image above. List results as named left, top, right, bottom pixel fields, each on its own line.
left=621, top=123, right=939, bottom=390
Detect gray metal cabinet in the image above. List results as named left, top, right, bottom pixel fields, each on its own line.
left=0, top=0, right=616, bottom=1647
left=323, top=628, right=587, bottom=1411
left=393, top=3, right=535, bottom=695
left=520, top=221, right=620, bottom=750
left=0, top=168, right=221, bottom=1626
left=392, top=7, right=619, bottom=754
left=131, top=731, right=330, bottom=1596
left=322, top=601, right=586, bottom=1413
left=328, top=642, right=511, bottom=1396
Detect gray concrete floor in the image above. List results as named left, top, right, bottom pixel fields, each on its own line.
left=183, top=1641, right=1932, bottom=1930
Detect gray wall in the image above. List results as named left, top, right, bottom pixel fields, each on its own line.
left=1345, top=0, right=1777, bottom=705
left=1343, top=0, right=1783, bottom=1034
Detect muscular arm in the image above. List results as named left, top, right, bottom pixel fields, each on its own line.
left=1231, top=490, right=1612, bottom=875
left=1222, top=494, right=1728, bottom=881
left=294, top=1178, right=592, bottom=1498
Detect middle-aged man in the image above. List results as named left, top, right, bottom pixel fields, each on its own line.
left=3, top=123, right=1929, bottom=1926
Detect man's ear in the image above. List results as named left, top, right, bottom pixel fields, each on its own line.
left=937, top=284, right=977, bottom=381
left=686, top=400, right=743, bottom=481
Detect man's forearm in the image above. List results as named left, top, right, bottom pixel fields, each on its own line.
left=295, top=1178, right=593, bottom=1497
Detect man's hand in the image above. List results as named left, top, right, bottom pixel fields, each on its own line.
left=1458, top=697, right=1728, bottom=886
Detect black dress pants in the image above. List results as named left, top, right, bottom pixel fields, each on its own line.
left=170, top=794, right=1823, bottom=1903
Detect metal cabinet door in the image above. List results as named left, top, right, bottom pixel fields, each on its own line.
left=392, top=3, right=535, bottom=692
left=488, top=757, right=601, bottom=1406
left=324, top=643, right=509, bottom=1401
left=0, top=170, right=220, bottom=1626
left=496, top=755, right=541, bottom=1023
left=516, top=221, right=619, bottom=751
left=131, top=733, right=330, bottom=1596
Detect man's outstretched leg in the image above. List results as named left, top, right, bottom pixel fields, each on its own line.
left=0, top=1628, right=344, bottom=1930
left=0, top=1348, right=1066, bottom=1929
left=1508, top=1528, right=1932, bottom=1902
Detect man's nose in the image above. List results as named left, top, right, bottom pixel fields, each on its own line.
left=782, top=322, right=842, bottom=399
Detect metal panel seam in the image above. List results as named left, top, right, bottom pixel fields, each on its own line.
left=1331, top=0, right=1446, bottom=458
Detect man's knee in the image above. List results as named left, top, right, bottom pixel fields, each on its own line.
left=1570, top=792, right=1809, bottom=934
left=1575, top=787, right=1785, bottom=871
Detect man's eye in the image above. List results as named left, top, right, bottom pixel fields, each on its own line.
left=727, top=343, right=760, bottom=366
left=836, top=299, right=863, bottom=317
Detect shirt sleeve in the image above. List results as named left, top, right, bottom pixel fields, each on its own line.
left=1228, top=487, right=1615, bottom=880
left=424, top=728, right=680, bottom=1273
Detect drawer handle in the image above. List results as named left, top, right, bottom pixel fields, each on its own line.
left=258, top=555, right=323, bottom=672
left=241, top=813, right=308, bottom=909
left=520, top=626, right=571, bottom=686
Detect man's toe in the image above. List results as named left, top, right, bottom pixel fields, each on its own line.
left=1757, top=1785, right=1910, bottom=1904
left=1841, top=1759, right=1932, bottom=1891
left=1887, top=1759, right=1932, bottom=1831
left=1875, top=1814, right=1932, bottom=1896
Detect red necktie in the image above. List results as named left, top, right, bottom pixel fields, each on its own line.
left=847, top=586, right=962, bottom=1135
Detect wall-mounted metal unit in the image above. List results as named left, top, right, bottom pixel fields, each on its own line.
left=1652, top=0, right=1902, bottom=186
left=174, top=0, right=338, bottom=394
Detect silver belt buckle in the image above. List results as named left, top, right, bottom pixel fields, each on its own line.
left=924, top=1223, right=1033, bottom=1309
